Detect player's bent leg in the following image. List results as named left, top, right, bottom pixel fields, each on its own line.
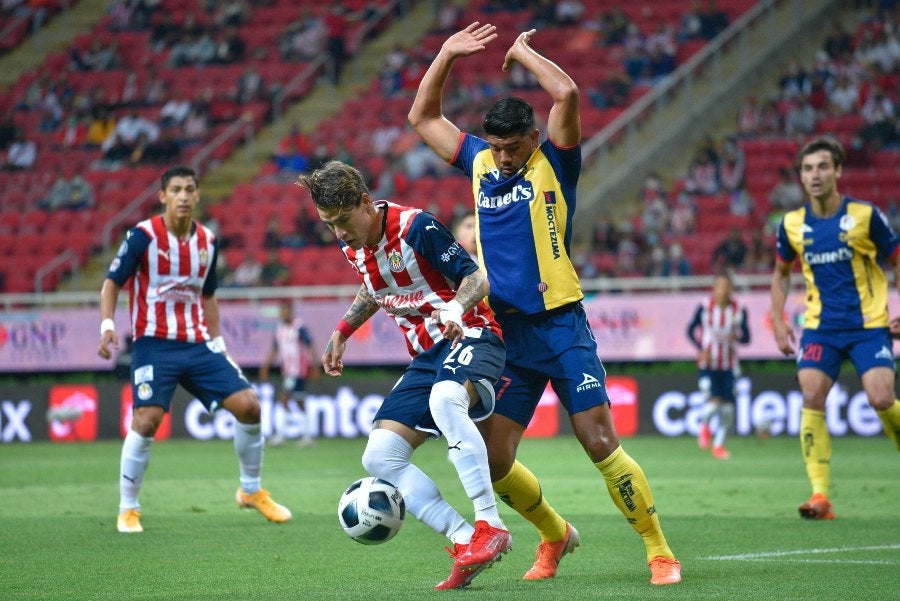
left=861, top=368, right=900, bottom=451
left=117, top=407, right=162, bottom=532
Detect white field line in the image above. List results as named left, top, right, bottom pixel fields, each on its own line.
left=700, top=544, right=900, bottom=566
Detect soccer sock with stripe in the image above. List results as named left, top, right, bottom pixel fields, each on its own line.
left=876, top=399, right=900, bottom=451
left=713, top=403, right=735, bottom=449
left=119, top=429, right=153, bottom=512
left=595, top=446, right=675, bottom=563
left=492, top=460, right=568, bottom=542
left=428, top=380, right=503, bottom=529
left=362, top=428, right=473, bottom=545
left=234, top=421, right=263, bottom=494
left=800, top=408, right=831, bottom=496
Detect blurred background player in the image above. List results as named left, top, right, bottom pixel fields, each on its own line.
left=98, top=165, right=290, bottom=533
left=452, top=210, right=478, bottom=260
left=771, top=136, right=900, bottom=521
left=409, top=23, right=680, bottom=585
left=299, top=160, right=510, bottom=589
left=259, top=299, right=319, bottom=448
left=687, top=270, right=750, bottom=460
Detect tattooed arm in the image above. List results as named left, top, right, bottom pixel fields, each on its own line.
left=433, top=268, right=490, bottom=347
left=322, top=285, right=381, bottom=376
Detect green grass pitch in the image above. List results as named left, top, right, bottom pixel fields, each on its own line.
left=1, top=435, right=897, bottom=600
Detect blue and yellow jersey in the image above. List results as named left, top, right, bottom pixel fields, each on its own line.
left=451, top=133, right=583, bottom=314
left=776, top=196, right=899, bottom=330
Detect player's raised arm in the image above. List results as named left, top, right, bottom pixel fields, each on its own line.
left=503, top=29, right=580, bottom=148
left=324, top=285, right=381, bottom=376
left=98, top=278, right=122, bottom=359
left=408, top=22, right=497, bottom=162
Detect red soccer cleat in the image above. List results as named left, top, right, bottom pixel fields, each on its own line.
left=698, top=423, right=711, bottom=450
left=455, top=520, right=511, bottom=570
left=798, top=492, right=834, bottom=520
left=711, top=446, right=730, bottom=460
left=523, top=522, right=581, bottom=580
left=434, top=543, right=488, bottom=590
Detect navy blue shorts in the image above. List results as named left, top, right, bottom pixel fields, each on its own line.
left=698, top=369, right=736, bottom=403
left=493, top=302, right=610, bottom=428
left=797, top=327, right=895, bottom=381
left=374, top=328, right=506, bottom=438
left=131, top=337, right=251, bottom=413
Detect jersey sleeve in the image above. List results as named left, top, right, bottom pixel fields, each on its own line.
left=869, top=205, right=900, bottom=261
left=107, top=227, right=151, bottom=285
left=299, top=325, right=312, bottom=345
left=775, top=217, right=796, bottom=263
left=451, top=133, right=488, bottom=179
left=404, top=212, right=479, bottom=285
left=542, top=140, right=582, bottom=188
left=202, top=239, right=220, bottom=296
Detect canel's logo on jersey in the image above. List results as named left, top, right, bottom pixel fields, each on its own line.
left=477, top=181, right=534, bottom=209
left=387, top=249, right=404, bottom=273
left=803, top=247, right=854, bottom=265
left=544, top=191, right=561, bottom=259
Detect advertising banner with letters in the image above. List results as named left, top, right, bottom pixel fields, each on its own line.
left=2, top=292, right=898, bottom=372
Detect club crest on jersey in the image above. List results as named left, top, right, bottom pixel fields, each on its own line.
left=839, top=214, right=855, bottom=231
left=387, top=249, right=404, bottom=273
left=199, top=248, right=208, bottom=265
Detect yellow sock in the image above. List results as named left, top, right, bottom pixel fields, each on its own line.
left=800, top=408, right=831, bottom=496
left=876, top=400, right=900, bottom=451
left=595, top=446, right=674, bottom=563
left=493, top=460, right=567, bottom=541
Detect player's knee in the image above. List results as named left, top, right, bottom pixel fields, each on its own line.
left=868, top=391, right=895, bottom=411
left=227, top=389, right=261, bottom=423
left=131, top=407, right=163, bottom=437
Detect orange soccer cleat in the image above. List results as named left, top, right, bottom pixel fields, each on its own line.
left=698, top=423, right=712, bottom=450
left=523, top=522, right=581, bottom=580
left=649, top=557, right=682, bottom=585
left=798, top=492, right=834, bottom=520
left=711, top=446, right=731, bottom=460
left=117, top=509, right=143, bottom=533
left=236, top=488, right=292, bottom=523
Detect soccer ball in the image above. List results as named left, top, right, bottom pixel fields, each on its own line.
left=337, top=477, right=405, bottom=545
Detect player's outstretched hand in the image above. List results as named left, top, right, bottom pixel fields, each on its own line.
left=442, top=22, right=497, bottom=59
left=890, top=317, right=900, bottom=339
left=322, top=333, right=346, bottom=377
left=97, top=330, right=119, bottom=360
left=503, top=28, right=536, bottom=72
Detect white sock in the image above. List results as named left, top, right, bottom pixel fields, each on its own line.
left=714, top=403, right=735, bottom=448
left=428, top=380, right=502, bottom=529
left=234, top=421, right=263, bottom=494
left=119, top=429, right=153, bottom=512
left=701, top=400, right=718, bottom=426
left=297, top=398, right=313, bottom=441
left=362, top=428, right=473, bottom=544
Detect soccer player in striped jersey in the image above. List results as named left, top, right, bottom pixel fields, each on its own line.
left=98, top=165, right=291, bottom=533
left=409, top=23, right=680, bottom=585
left=687, top=270, right=750, bottom=460
left=299, top=160, right=510, bottom=589
left=259, top=299, right=319, bottom=448
left=771, top=136, right=900, bottom=521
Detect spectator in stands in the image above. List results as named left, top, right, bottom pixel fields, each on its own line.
left=136, top=128, right=181, bottom=165
left=214, top=26, right=245, bottom=64
left=279, top=9, right=326, bottom=62
left=324, top=6, right=350, bottom=85
left=55, top=115, right=89, bottom=149
left=37, top=84, right=64, bottom=132
left=236, top=66, right=264, bottom=103
left=141, top=66, right=168, bottom=106
left=587, top=71, right=631, bottom=108
left=828, top=74, right=860, bottom=115
left=86, top=107, right=116, bottom=149
left=785, top=95, right=818, bottom=136
left=677, top=2, right=702, bottom=41
left=684, top=148, right=718, bottom=195
left=0, top=113, right=18, bottom=151
left=97, top=133, right=132, bottom=169
left=554, top=0, right=585, bottom=25
left=698, top=0, right=729, bottom=40
left=647, top=41, right=677, bottom=80
left=215, top=0, right=248, bottom=28
left=159, top=91, right=192, bottom=128
left=274, top=140, right=309, bottom=177
left=778, top=59, right=810, bottom=99
left=181, top=105, right=210, bottom=146
left=711, top=227, right=747, bottom=271
left=718, top=146, right=744, bottom=196
left=745, top=230, right=774, bottom=273
left=106, top=110, right=159, bottom=151
left=3, top=130, right=36, bottom=170
left=823, top=20, right=853, bottom=60
left=757, top=99, right=782, bottom=135
left=597, top=7, right=630, bottom=46
left=150, top=13, right=179, bottom=51
left=233, top=251, right=263, bottom=287
left=645, top=245, right=667, bottom=277
left=768, top=165, right=804, bottom=213
left=670, top=191, right=697, bottom=235
left=119, top=72, right=141, bottom=107
left=263, top=218, right=282, bottom=250
left=858, top=88, right=897, bottom=150
left=260, top=249, right=289, bottom=286
left=736, top=95, right=761, bottom=137
left=663, top=241, right=691, bottom=276
left=39, top=169, right=95, bottom=211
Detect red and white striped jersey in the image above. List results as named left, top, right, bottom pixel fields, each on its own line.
left=687, top=297, right=750, bottom=371
left=274, top=318, right=313, bottom=379
left=108, top=215, right=218, bottom=343
left=341, top=201, right=500, bottom=357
